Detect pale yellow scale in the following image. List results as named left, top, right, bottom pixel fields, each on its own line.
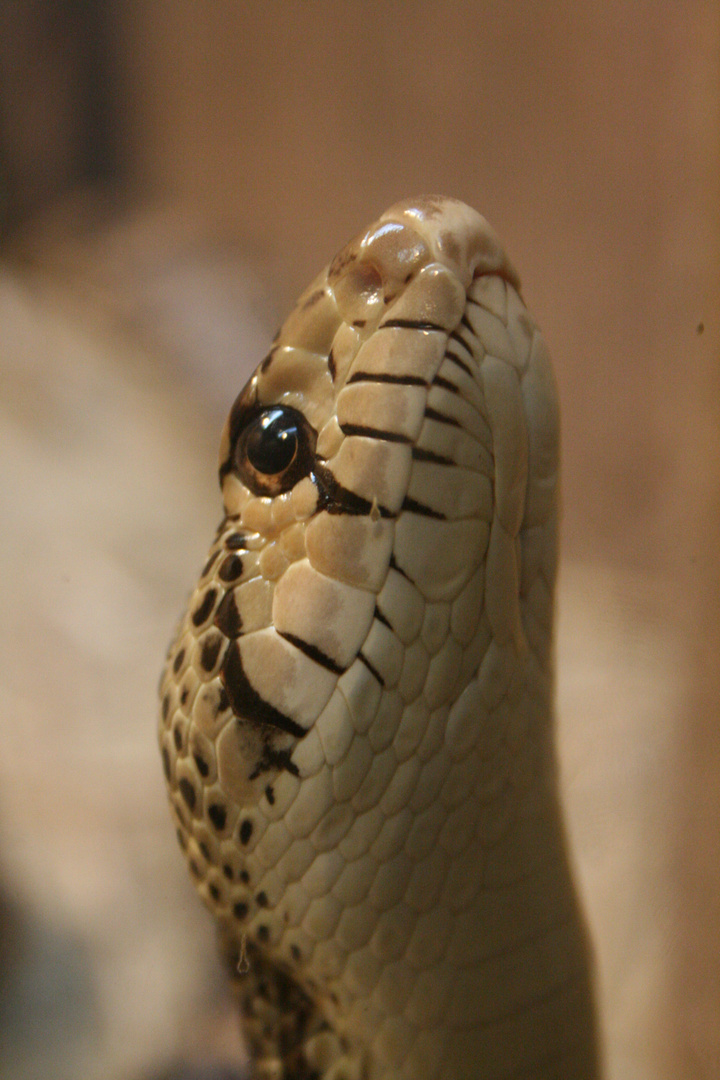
left=159, top=198, right=598, bottom=1080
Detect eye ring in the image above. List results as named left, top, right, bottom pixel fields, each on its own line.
left=232, top=404, right=316, bottom=497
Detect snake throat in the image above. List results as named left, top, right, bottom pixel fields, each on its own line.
left=159, top=197, right=597, bottom=1080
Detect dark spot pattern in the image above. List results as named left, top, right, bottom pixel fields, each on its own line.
left=234, top=901, right=249, bottom=920
left=214, top=591, right=243, bottom=638
left=208, top=803, right=227, bottom=831
left=193, top=753, right=209, bottom=778
left=162, top=745, right=171, bottom=780
left=200, top=633, right=224, bottom=673
left=219, top=554, right=244, bottom=583
left=192, top=588, right=217, bottom=627
left=179, top=777, right=196, bottom=811
left=239, top=819, right=253, bottom=845
left=172, top=648, right=185, bottom=674
left=225, top=533, right=248, bottom=550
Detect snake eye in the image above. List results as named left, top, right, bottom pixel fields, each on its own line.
left=245, top=409, right=298, bottom=475
left=233, top=405, right=316, bottom=496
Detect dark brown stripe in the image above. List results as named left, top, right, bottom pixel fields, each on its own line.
left=445, top=349, right=474, bottom=377
left=201, top=549, right=221, bottom=578
left=260, top=350, right=276, bottom=374
left=301, top=288, right=326, bottom=310
left=424, top=407, right=460, bottom=428
left=432, top=375, right=460, bottom=393
left=347, top=371, right=427, bottom=387
left=461, top=313, right=474, bottom=333
left=221, top=642, right=306, bottom=739
left=248, top=745, right=300, bottom=781
left=340, top=422, right=411, bottom=444
left=315, top=463, right=394, bottom=518
left=412, top=446, right=453, bottom=465
left=358, top=652, right=385, bottom=687
left=449, top=330, right=474, bottom=354
left=373, top=605, right=392, bottom=629
left=401, top=495, right=445, bottom=520
left=279, top=632, right=346, bottom=675
left=379, top=318, right=446, bottom=332
left=388, top=552, right=412, bottom=581
left=328, top=348, right=337, bottom=382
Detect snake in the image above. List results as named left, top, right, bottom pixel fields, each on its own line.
left=158, top=197, right=599, bottom=1080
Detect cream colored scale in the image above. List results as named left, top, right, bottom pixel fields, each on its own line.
left=159, top=197, right=599, bottom=1079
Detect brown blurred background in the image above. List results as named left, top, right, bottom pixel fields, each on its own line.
left=0, top=2, right=718, bottom=1079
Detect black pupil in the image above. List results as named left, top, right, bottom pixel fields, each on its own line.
left=245, top=409, right=299, bottom=475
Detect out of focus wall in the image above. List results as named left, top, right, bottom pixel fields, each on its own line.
left=116, top=6, right=720, bottom=1075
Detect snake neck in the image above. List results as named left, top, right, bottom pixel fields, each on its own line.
left=219, top=649, right=600, bottom=1080
left=431, top=668, right=600, bottom=1080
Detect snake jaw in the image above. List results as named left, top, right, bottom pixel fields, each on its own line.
left=159, top=198, right=597, bottom=1080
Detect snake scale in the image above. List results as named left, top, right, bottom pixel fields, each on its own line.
left=159, top=197, right=599, bottom=1079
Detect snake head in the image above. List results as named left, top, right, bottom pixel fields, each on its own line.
left=158, top=197, right=565, bottom=1077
